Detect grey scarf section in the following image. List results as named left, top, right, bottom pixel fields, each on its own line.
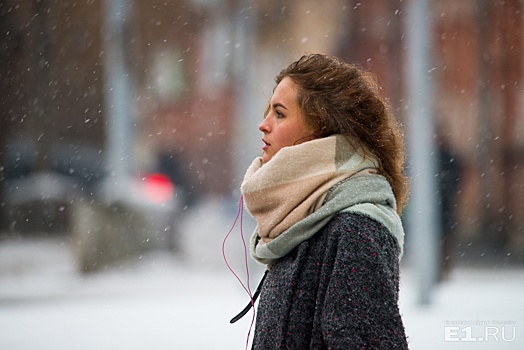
left=250, top=174, right=405, bottom=266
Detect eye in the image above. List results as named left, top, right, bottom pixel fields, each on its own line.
left=276, top=111, right=285, bottom=119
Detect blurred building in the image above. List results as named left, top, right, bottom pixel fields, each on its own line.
left=1, top=0, right=523, bottom=262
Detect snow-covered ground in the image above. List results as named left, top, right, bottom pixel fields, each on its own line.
left=1, top=198, right=523, bottom=349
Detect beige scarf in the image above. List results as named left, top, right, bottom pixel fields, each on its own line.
left=241, top=135, right=378, bottom=245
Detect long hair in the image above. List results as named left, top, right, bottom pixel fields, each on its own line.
left=275, top=53, right=409, bottom=213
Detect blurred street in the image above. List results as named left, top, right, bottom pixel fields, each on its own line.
left=1, top=198, right=523, bottom=350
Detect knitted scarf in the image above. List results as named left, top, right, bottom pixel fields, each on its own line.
left=241, top=134, right=404, bottom=266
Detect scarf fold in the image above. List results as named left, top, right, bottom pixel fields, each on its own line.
left=241, top=134, right=404, bottom=266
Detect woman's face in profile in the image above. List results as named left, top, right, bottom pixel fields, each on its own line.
left=258, top=77, right=314, bottom=163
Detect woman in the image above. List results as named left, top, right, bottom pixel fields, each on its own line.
left=240, top=53, right=409, bottom=349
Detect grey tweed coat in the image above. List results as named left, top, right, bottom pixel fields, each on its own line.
left=251, top=212, right=409, bottom=349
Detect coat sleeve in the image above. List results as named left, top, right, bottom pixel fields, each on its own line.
left=320, top=213, right=409, bottom=349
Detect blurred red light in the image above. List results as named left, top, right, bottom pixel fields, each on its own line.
left=141, top=173, right=174, bottom=204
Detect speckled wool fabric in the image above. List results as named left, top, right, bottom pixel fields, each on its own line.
left=251, top=212, right=409, bottom=349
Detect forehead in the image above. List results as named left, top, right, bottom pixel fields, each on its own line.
left=272, top=77, right=299, bottom=105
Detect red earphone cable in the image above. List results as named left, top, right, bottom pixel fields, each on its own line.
left=222, top=195, right=255, bottom=349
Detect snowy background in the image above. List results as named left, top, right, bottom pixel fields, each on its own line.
left=2, top=2, right=523, bottom=349
left=1, top=197, right=523, bottom=350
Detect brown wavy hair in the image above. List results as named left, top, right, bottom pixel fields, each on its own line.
left=275, top=53, right=409, bottom=213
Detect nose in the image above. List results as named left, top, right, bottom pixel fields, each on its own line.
left=259, top=116, right=270, bottom=133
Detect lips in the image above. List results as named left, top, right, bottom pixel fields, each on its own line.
left=262, top=139, right=270, bottom=150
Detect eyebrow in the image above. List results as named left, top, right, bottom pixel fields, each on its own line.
left=272, top=102, right=288, bottom=110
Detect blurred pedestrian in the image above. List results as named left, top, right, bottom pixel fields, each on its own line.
left=435, top=127, right=462, bottom=282
left=236, top=53, right=409, bottom=349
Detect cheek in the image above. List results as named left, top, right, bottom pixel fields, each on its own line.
left=280, top=129, right=300, bottom=147
left=291, top=125, right=312, bottom=141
